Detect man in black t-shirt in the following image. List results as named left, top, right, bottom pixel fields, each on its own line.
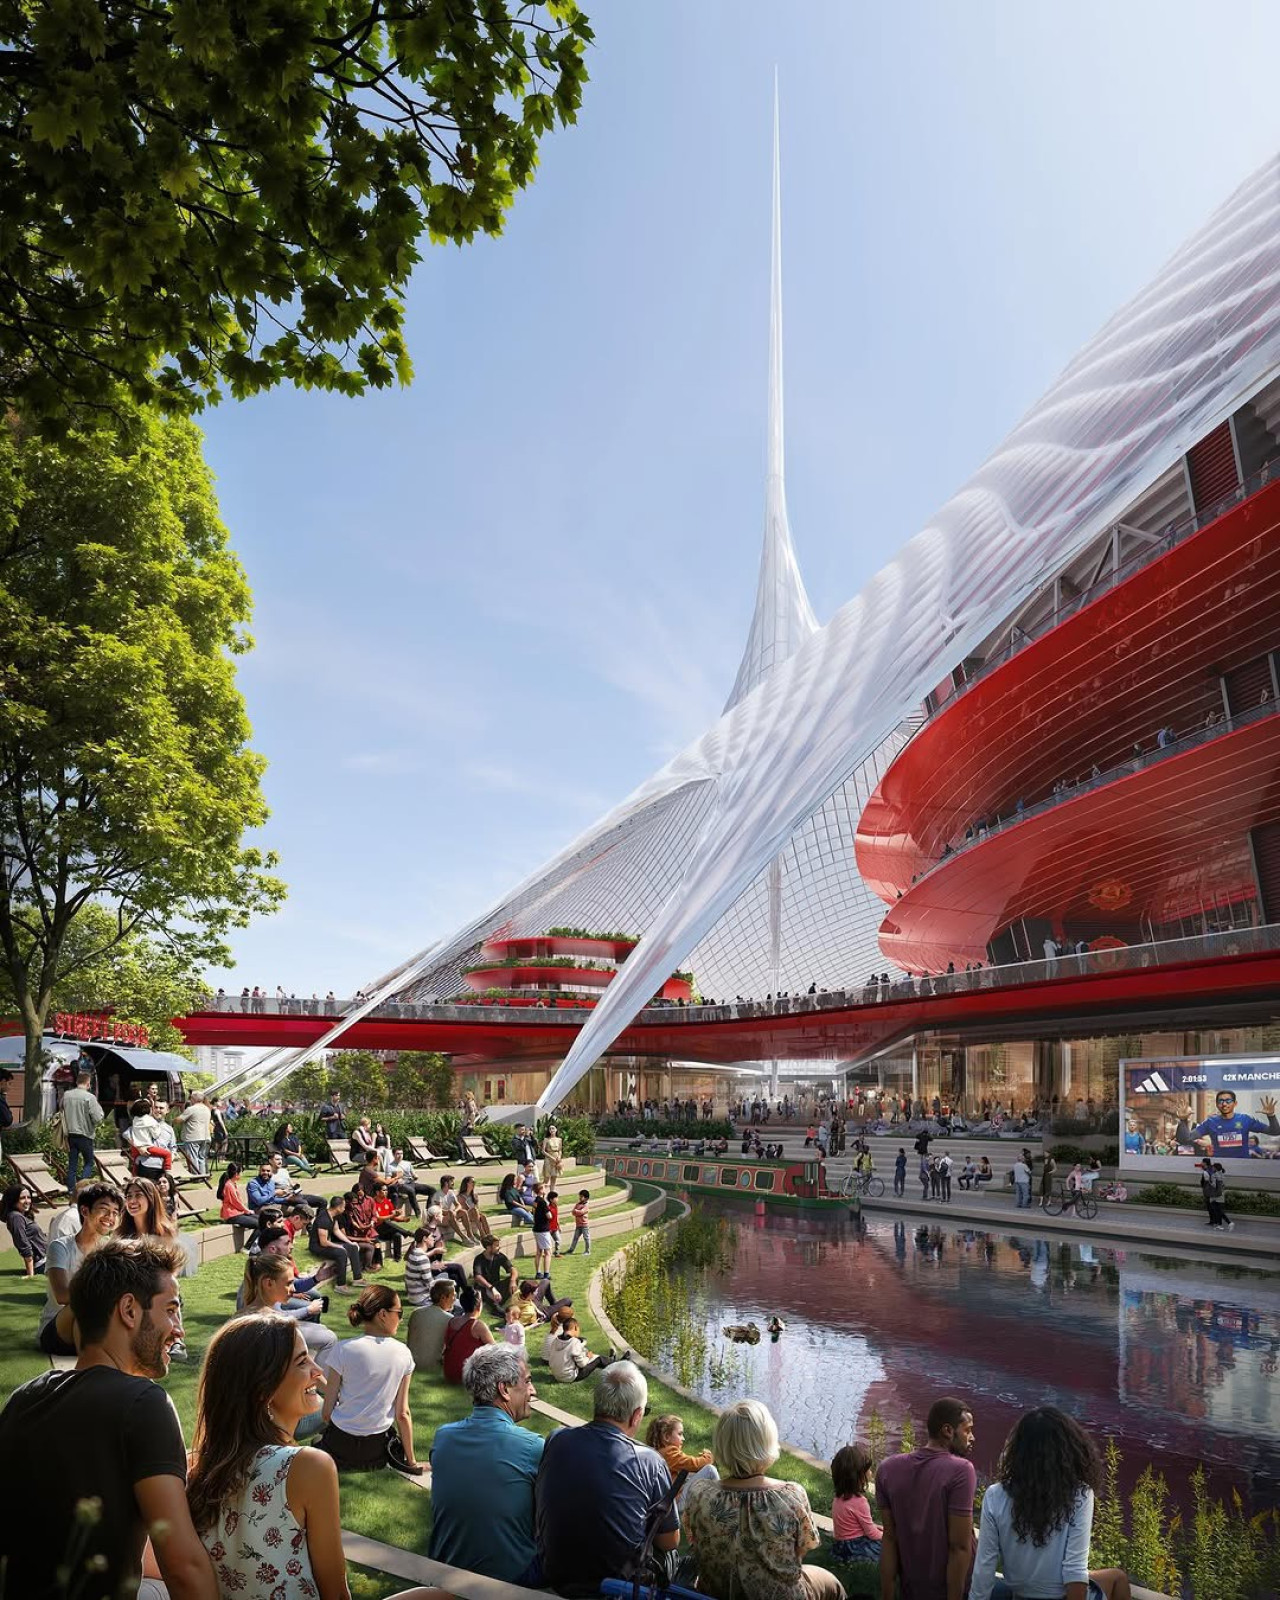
left=0, top=1238, right=216, bottom=1600
left=472, top=1235, right=516, bottom=1315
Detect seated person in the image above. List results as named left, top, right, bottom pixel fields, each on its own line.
left=975, top=1156, right=993, bottom=1185
left=536, top=1362, right=680, bottom=1593
left=546, top=1315, right=622, bottom=1384
left=408, top=1278, right=461, bottom=1372
left=683, top=1398, right=841, bottom=1599
left=2, top=1185, right=48, bottom=1276
left=439, top=1174, right=480, bottom=1243
left=498, top=1171, right=535, bottom=1226
left=472, top=1234, right=516, bottom=1316
left=246, top=1161, right=281, bottom=1211
left=958, top=1158, right=978, bottom=1190
left=830, top=1441, right=883, bottom=1564
left=507, top=1277, right=558, bottom=1327
left=442, top=1287, right=495, bottom=1383
left=428, top=1344, right=545, bottom=1584
left=37, top=1182, right=121, bottom=1355
left=645, top=1412, right=719, bottom=1499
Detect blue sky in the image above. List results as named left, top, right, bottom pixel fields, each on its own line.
left=202, top=0, right=1280, bottom=996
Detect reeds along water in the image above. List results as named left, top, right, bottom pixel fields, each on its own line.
left=602, top=1212, right=738, bottom=1388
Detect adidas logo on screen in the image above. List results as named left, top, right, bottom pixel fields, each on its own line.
left=1132, top=1070, right=1171, bottom=1093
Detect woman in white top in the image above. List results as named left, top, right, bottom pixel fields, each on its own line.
left=187, top=1316, right=348, bottom=1599
left=970, top=1407, right=1131, bottom=1600
left=317, top=1284, right=422, bottom=1474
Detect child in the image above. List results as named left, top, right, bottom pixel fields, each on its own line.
left=531, top=1182, right=553, bottom=1280
left=508, top=1279, right=547, bottom=1328
left=564, top=1188, right=591, bottom=1254
left=830, top=1443, right=882, bottom=1564
left=546, top=1316, right=617, bottom=1383
left=501, top=1305, right=527, bottom=1348
left=547, top=1189, right=561, bottom=1256
left=645, top=1413, right=717, bottom=1497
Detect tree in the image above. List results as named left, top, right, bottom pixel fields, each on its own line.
left=325, top=1050, right=389, bottom=1108
left=387, top=1050, right=455, bottom=1109
left=0, top=403, right=284, bottom=1115
left=10, top=901, right=213, bottom=1057
left=0, top=1, right=593, bottom=429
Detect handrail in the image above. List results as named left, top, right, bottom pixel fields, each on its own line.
left=907, top=694, right=1280, bottom=886
left=199, top=920, right=1280, bottom=1029
left=922, top=459, right=1280, bottom=722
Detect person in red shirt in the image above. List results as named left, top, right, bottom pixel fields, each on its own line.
left=547, top=1190, right=561, bottom=1256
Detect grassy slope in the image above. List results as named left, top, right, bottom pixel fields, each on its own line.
left=0, top=1185, right=870, bottom=1593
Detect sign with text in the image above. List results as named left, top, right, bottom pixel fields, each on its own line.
left=52, top=1012, right=150, bottom=1049
left=1120, top=1054, right=1280, bottom=1176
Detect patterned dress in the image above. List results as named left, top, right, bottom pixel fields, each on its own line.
left=199, top=1444, right=318, bottom=1599
left=683, top=1478, right=821, bottom=1600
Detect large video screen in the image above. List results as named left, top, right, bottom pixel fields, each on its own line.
left=1119, top=1055, right=1280, bottom=1176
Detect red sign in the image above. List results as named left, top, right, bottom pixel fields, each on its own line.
left=52, top=1012, right=150, bottom=1049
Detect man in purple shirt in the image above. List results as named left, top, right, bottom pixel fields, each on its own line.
left=876, top=1396, right=977, bottom=1600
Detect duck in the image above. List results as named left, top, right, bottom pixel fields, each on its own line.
left=767, top=1316, right=786, bottom=1337
left=722, top=1321, right=761, bottom=1345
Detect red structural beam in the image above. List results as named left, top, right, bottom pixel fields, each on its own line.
left=175, top=946, right=1280, bottom=1070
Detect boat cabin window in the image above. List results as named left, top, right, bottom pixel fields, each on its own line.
left=753, top=1169, right=775, bottom=1190
left=719, top=1167, right=739, bottom=1187
left=683, top=1164, right=701, bottom=1182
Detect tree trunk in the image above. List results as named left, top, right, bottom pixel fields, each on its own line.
left=21, top=991, right=49, bottom=1124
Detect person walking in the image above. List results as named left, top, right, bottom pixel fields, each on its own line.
left=1209, top=1162, right=1234, bottom=1230
left=61, top=1069, right=105, bottom=1193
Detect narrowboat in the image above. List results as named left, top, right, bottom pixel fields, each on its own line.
left=602, top=1151, right=859, bottom=1213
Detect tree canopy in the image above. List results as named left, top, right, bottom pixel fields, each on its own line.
left=0, top=0, right=593, bottom=428
left=0, top=901, right=212, bottom=1057
left=0, top=402, right=284, bottom=1111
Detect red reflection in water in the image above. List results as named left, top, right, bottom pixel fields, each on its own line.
left=672, top=1205, right=1280, bottom=1511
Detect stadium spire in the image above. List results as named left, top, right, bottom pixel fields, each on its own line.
left=724, top=75, right=818, bottom=714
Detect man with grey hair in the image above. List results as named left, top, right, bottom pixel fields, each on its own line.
left=427, top=1343, right=544, bottom=1585
left=176, top=1091, right=212, bottom=1176
left=536, top=1360, right=680, bottom=1595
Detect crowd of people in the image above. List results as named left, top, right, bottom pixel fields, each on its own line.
left=0, top=1071, right=1152, bottom=1600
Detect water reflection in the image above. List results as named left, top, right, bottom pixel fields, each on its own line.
left=670, top=1202, right=1280, bottom=1508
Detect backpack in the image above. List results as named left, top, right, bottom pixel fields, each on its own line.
left=48, top=1109, right=68, bottom=1150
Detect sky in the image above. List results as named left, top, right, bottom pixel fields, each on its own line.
left=201, top=0, right=1280, bottom=997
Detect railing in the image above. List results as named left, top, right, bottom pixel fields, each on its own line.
left=906, top=694, right=1280, bottom=888
left=201, top=920, right=1280, bottom=1030
left=923, top=458, right=1280, bottom=722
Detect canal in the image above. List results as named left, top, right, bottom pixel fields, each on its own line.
left=660, top=1201, right=1280, bottom=1508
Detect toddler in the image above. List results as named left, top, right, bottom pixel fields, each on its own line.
left=564, top=1188, right=591, bottom=1254
left=501, top=1305, right=527, bottom=1348
left=830, top=1442, right=882, bottom=1564
left=548, top=1189, right=561, bottom=1255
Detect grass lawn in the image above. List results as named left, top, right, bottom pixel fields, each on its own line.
left=0, top=1184, right=875, bottom=1595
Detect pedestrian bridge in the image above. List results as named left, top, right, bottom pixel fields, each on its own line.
left=175, top=925, right=1280, bottom=1070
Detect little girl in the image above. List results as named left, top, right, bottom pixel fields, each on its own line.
left=564, top=1188, right=591, bottom=1254
left=501, top=1305, right=527, bottom=1348
left=645, top=1413, right=718, bottom=1497
left=830, top=1442, right=882, bottom=1564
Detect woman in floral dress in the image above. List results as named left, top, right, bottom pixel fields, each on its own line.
left=683, top=1399, right=845, bottom=1600
left=187, top=1316, right=347, bottom=1598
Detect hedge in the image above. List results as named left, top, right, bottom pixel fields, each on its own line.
left=595, top=1116, right=736, bottom=1141
left=1134, top=1181, right=1280, bottom=1217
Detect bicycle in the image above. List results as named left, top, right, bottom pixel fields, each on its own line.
left=837, top=1169, right=885, bottom=1199
left=1042, top=1183, right=1097, bottom=1220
